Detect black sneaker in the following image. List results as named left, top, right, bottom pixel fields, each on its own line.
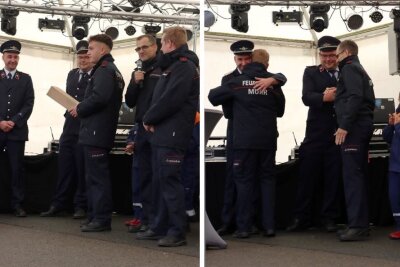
left=158, top=235, right=187, bottom=247
left=81, top=222, right=111, bottom=232
left=136, top=229, right=163, bottom=240
left=232, top=231, right=250, bottom=238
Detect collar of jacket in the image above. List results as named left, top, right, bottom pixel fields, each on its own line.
left=158, top=44, right=189, bottom=70
left=142, top=54, right=158, bottom=71
left=338, top=55, right=359, bottom=70
left=92, top=53, right=114, bottom=73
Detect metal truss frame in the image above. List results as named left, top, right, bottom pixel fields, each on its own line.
left=206, top=1, right=400, bottom=6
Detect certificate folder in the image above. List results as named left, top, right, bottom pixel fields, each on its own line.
left=47, top=86, right=78, bottom=110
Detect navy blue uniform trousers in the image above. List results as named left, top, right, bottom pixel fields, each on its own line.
left=341, top=121, right=373, bottom=228
left=0, top=140, right=25, bottom=209
left=84, top=145, right=112, bottom=225
left=150, top=145, right=186, bottom=238
left=135, top=124, right=153, bottom=225
left=52, top=134, right=86, bottom=210
left=295, top=141, right=341, bottom=223
left=221, top=121, right=235, bottom=226
left=233, top=149, right=276, bottom=232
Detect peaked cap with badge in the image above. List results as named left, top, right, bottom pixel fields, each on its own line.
left=0, top=40, right=21, bottom=54
left=76, top=40, right=89, bottom=54
left=230, top=40, right=254, bottom=55
left=317, top=36, right=341, bottom=52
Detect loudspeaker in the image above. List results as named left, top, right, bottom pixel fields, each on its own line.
left=388, top=24, right=400, bottom=75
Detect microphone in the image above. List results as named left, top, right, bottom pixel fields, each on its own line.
left=135, top=59, right=144, bottom=88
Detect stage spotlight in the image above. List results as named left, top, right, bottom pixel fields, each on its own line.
left=125, top=25, right=136, bottom=36
left=142, top=24, right=161, bottom=36
left=204, top=10, right=216, bottom=27
left=1, top=9, right=19, bottom=36
left=390, top=8, right=400, bottom=19
left=370, top=11, right=383, bottom=23
left=105, top=26, right=119, bottom=40
left=72, top=16, right=90, bottom=40
left=128, top=0, right=146, bottom=7
left=309, top=4, right=330, bottom=33
left=347, top=14, right=363, bottom=30
left=38, top=18, right=65, bottom=32
left=229, top=3, right=250, bottom=33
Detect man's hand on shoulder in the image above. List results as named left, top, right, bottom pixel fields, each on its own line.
left=253, top=77, right=276, bottom=91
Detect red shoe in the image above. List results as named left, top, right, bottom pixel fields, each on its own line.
left=125, top=218, right=140, bottom=226
left=389, top=231, right=400, bottom=239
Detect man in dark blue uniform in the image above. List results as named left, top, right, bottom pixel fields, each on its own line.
left=125, top=34, right=161, bottom=233
left=137, top=26, right=199, bottom=247
left=209, top=49, right=285, bottom=238
left=0, top=40, right=34, bottom=217
left=334, top=40, right=375, bottom=241
left=69, top=34, right=124, bottom=232
left=287, top=36, right=342, bottom=232
left=217, top=40, right=287, bottom=236
left=41, top=41, right=93, bottom=219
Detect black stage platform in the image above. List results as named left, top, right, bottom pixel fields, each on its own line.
left=206, top=157, right=394, bottom=230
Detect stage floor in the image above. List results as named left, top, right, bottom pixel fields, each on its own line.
left=206, top=225, right=400, bottom=267
left=0, top=213, right=199, bottom=267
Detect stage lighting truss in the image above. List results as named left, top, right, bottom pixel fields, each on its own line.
left=1, top=9, right=19, bottom=35
left=370, top=10, right=383, bottom=23
left=309, top=4, right=330, bottom=33
left=0, top=0, right=199, bottom=26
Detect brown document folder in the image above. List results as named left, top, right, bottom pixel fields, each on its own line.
left=47, top=86, right=79, bottom=110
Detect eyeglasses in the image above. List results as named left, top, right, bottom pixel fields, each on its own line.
left=336, top=50, right=345, bottom=57
left=135, top=45, right=150, bottom=52
left=319, top=54, right=337, bottom=59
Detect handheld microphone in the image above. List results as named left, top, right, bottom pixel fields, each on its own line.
left=135, top=59, right=144, bottom=88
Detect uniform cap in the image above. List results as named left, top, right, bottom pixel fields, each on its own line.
left=76, top=40, right=89, bottom=54
left=317, top=36, right=340, bottom=51
left=0, top=40, right=21, bottom=54
left=230, top=40, right=254, bottom=55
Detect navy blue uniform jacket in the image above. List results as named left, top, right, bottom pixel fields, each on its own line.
left=302, top=65, right=338, bottom=143
left=208, top=62, right=285, bottom=150
left=335, top=55, right=375, bottom=132
left=125, top=56, right=162, bottom=123
left=221, top=69, right=287, bottom=120
left=0, top=69, right=34, bottom=141
left=143, top=45, right=199, bottom=150
left=62, top=68, right=89, bottom=135
left=77, top=54, right=125, bottom=149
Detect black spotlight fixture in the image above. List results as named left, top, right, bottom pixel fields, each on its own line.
left=128, top=0, right=146, bottom=7
left=309, top=4, right=330, bottom=33
left=370, top=11, right=383, bottom=23
left=347, top=14, right=363, bottom=30
left=186, top=29, right=193, bottom=42
left=390, top=9, right=400, bottom=33
left=125, top=25, right=136, bottom=36
left=105, top=26, right=119, bottom=40
left=142, top=24, right=161, bottom=36
left=72, top=16, right=90, bottom=40
left=229, top=3, right=250, bottom=33
left=38, top=18, right=65, bottom=32
left=1, top=9, right=19, bottom=36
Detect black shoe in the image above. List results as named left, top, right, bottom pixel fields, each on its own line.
left=40, top=206, right=60, bottom=217
left=139, top=224, right=149, bottom=232
left=187, top=213, right=199, bottom=223
left=80, top=219, right=91, bottom=228
left=81, top=221, right=111, bottom=232
left=286, top=218, right=309, bottom=232
left=158, top=235, right=187, bottom=247
left=336, top=227, right=349, bottom=236
left=136, top=229, right=163, bottom=240
left=324, top=220, right=338, bottom=233
left=14, top=207, right=27, bottom=217
left=263, top=229, right=276, bottom=237
left=339, top=228, right=369, bottom=241
left=232, top=231, right=250, bottom=239
left=217, top=225, right=231, bottom=236
left=128, top=224, right=142, bottom=233
left=73, top=208, right=86, bottom=219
